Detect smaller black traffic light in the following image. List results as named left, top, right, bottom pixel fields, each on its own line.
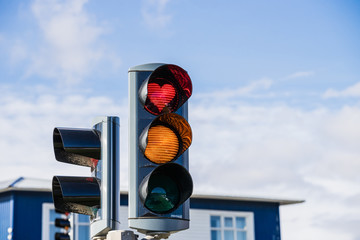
left=55, top=218, right=70, bottom=229
left=54, top=212, right=70, bottom=240
left=52, top=117, right=120, bottom=238
left=55, top=233, right=70, bottom=240
left=52, top=127, right=101, bottom=215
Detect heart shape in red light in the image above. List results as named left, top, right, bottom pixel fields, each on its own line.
left=147, top=83, right=176, bottom=113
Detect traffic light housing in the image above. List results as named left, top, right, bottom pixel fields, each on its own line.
left=54, top=210, right=71, bottom=240
left=54, top=216, right=71, bottom=240
left=128, top=63, right=193, bottom=237
left=52, top=116, right=120, bottom=238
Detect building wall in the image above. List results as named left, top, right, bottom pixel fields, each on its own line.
left=118, top=194, right=280, bottom=240
left=116, top=206, right=255, bottom=240
left=190, top=198, right=281, bottom=240
left=0, top=192, right=14, bottom=240
left=0, top=191, right=281, bottom=240
left=12, top=191, right=53, bottom=240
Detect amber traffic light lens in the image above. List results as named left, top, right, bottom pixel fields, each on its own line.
left=140, top=113, right=192, bottom=164
left=157, top=113, right=192, bottom=153
left=145, top=125, right=179, bottom=164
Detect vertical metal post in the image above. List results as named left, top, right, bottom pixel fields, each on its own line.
left=91, top=116, right=121, bottom=239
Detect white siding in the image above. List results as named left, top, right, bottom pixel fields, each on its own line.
left=170, top=209, right=211, bottom=240
left=118, top=206, right=254, bottom=240
left=119, top=206, right=130, bottom=230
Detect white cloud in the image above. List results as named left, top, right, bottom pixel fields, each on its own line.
left=196, top=77, right=273, bottom=100
left=27, top=0, right=107, bottom=84
left=323, top=82, right=360, bottom=98
left=1, top=84, right=359, bottom=240
left=141, top=0, right=172, bottom=31
left=190, top=93, right=360, bottom=197
left=285, top=71, right=314, bottom=80
left=304, top=176, right=360, bottom=197
left=4, top=0, right=121, bottom=85
left=0, top=91, right=129, bottom=188
left=189, top=91, right=360, bottom=240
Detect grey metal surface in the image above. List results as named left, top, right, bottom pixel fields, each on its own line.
left=91, top=116, right=121, bottom=238
left=128, top=63, right=164, bottom=72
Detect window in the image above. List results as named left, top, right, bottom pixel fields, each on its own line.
left=210, top=212, right=254, bottom=240
left=42, top=203, right=90, bottom=240
left=73, top=214, right=90, bottom=240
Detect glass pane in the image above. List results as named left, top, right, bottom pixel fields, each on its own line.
left=224, top=230, right=234, bottom=240
left=49, top=224, right=56, bottom=239
left=224, top=217, right=233, bottom=227
left=144, top=175, right=179, bottom=214
left=236, top=217, right=246, bottom=229
left=49, top=209, right=63, bottom=221
left=211, top=216, right=221, bottom=228
left=211, top=230, right=221, bottom=240
left=78, top=214, right=90, bottom=223
left=78, top=226, right=90, bottom=240
left=237, top=231, right=246, bottom=240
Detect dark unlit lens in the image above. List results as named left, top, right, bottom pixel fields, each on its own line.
left=144, top=174, right=179, bottom=214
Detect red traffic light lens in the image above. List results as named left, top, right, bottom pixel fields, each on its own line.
left=147, top=83, right=176, bottom=114
left=139, top=64, right=192, bottom=115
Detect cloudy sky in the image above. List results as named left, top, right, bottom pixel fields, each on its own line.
left=1, top=0, right=360, bottom=239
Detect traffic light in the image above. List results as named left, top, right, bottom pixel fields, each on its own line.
left=52, top=116, right=120, bottom=238
left=54, top=213, right=70, bottom=240
left=128, top=63, right=193, bottom=237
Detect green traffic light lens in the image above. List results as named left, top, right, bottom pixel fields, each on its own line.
left=144, top=174, right=180, bottom=214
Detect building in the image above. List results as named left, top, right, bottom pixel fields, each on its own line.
left=0, top=177, right=303, bottom=240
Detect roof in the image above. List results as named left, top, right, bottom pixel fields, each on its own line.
left=191, top=193, right=304, bottom=205
left=0, top=177, right=51, bottom=193
left=0, top=177, right=304, bottom=206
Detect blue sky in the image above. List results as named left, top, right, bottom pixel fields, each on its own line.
left=1, top=0, right=360, bottom=239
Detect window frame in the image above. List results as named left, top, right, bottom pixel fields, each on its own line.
left=42, top=203, right=90, bottom=240
left=209, top=210, right=255, bottom=240
left=42, top=203, right=54, bottom=240
left=72, top=213, right=91, bottom=240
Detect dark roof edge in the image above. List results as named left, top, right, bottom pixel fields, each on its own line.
left=190, top=193, right=305, bottom=205
left=0, top=188, right=304, bottom=206
left=0, top=187, right=52, bottom=194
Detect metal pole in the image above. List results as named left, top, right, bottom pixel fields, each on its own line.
left=91, top=116, right=121, bottom=238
